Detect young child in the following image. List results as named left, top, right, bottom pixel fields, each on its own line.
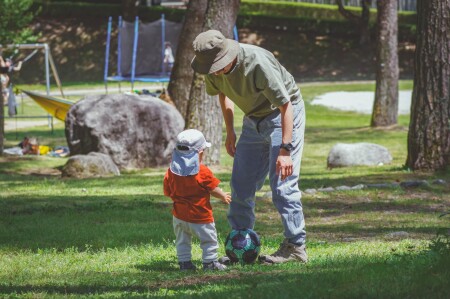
left=163, top=42, right=174, bottom=74
left=163, top=129, right=231, bottom=271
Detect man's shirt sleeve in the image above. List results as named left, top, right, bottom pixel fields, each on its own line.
left=205, top=75, right=220, bottom=96
left=255, top=59, right=290, bottom=108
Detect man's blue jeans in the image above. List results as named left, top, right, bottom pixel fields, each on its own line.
left=228, top=100, right=306, bottom=245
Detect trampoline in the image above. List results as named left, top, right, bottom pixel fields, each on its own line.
left=103, top=14, right=182, bottom=92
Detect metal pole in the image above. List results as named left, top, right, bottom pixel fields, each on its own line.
left=131, top=16, right=139, bottom=91
left=48, top=51, right=65, bottom=98
left=117, top=16, right=123, bottom=93
left=44, top=44, right=53, bottom=131
left=118, top=16, right=123, bottom=78
left=104, top=16, right=112, bottom=94
left=44, top=44, right=50, bottom=96
left=161, top=14, right=165, bottom=74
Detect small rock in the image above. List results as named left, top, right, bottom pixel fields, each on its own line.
left=385, top=231, right=410, bottom=239
left=351, top=184, right=366, bottom=190
left=304, top=188, right=317, bottom=194
left=400, top=180, right=429, bottom=188
left=318, top=187, right=335, bottom=192
left=432, top=179, right=446, bottom=185
left=366, top=183, right=398, bottom=189
left=342, top=237, right=358, bottom=242
left=62, top=152, right=120, bottom=178
left=336, top=186, right=352, bottom=191
left=327, top=142, right=392, bottom=168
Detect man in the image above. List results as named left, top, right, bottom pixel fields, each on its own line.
left=191, top=30, right=307, bottom=264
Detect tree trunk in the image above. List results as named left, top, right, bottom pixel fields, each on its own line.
left=371, top=0, right=398, bottom=127
left=336, top=0, right=372, bottom=45
left=167, top=0, right=208, bottom=120
left=186, top=0, right=240, bottom=165
left=0, top=83, right=3, bottom=155
left=359, top=0, right=372, bottom=45
left=122, top=0, right=138, bottom=22
left=406, top=0, right=450, bottom=171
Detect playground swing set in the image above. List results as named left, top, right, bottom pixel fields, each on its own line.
left=0, top=43, right=68, bottom=136
left=2, top=15, right=237, bottom=134
left=1, top=14, right=182, bottom=135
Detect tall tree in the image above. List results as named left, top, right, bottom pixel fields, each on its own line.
left=0, top=0, right=38, bottom=155
left=406, top=0, right=450, bottom=171
left=186, top=0, right=239, bottom=165
left=371, top=0, right=398, bottom=127
left=167, top=0, right=208, bottom=120
left=335, top=0, right=372, bottom=45
left=168, top=0, right=240, bottom=165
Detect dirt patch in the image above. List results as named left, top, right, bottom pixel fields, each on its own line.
left=0, top=156, right=62, bottom=177
left=148, top=270, right=282, bottom=290
left=20, top=167, right=62, bottom=177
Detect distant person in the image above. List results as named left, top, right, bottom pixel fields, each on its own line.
left=163, top=129, right=231, bottom=271
left=19, top=137, right=39, bottom=155
left=163, top=42, right=174, bottom=74
left=191, top=30, right=308, bottom=264
left=0, top=55, right=22, bottom=105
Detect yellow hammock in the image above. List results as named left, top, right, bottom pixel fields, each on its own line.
left=21, top=90, right=74, bottom=121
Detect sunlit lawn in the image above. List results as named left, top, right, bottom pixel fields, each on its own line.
left=1, top=81, right=449, bottom=298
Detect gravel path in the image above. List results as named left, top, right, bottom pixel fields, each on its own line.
left=311, top=91, right=412, bottom=115
left=5, top=119, right=52, bottom=131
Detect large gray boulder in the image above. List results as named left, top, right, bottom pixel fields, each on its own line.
left=327, top=142, right=392, bottom=169
left=65, top=93, right=184, bottom=169
left=62, top=152, right=120, bottom=178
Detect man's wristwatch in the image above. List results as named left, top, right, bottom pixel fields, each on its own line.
left=280, top=143, right=294, bottom=152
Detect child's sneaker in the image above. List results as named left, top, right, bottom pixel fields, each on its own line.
left=179, top=261, right=197, bottom=271
left=203, top=260, right=227, bottom=271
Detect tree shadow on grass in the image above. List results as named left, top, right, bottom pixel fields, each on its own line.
left=299, top=170, right=450, bottom=190
left=135, top=260, right=180, bottom=273
left=0, top=193, right=176, bottom=251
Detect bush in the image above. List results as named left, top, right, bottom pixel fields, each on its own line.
left=32, top=0, right=416, bottom=38
left=238, top=1, right=416, bottom=39
left=32, top=1, right=184, bottom=22
left=241, top=0, right=416, bottom=25
left=43, top=0, right=122, bottom=3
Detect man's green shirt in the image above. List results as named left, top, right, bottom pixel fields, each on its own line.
left=205, top=43, right=302, bottom=118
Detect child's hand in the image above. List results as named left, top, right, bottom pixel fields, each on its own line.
left=210, top=187, right=232, bottom=204
left=221, top=192, right=232, bottom=205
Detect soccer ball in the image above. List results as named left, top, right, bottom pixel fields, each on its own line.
left=225, top=229, right=261, bottom=265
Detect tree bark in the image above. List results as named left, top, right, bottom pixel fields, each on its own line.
left=406, top=0, right=450, bottom=171
left=167, top=0, right=208, bottom=120
left=0, top=83, right=3, bottom=155
left=336, top=0, right=372, bottom=45
left=186, top=0, right=240, bottom=165
left=371, top=0, right=398, bottom=127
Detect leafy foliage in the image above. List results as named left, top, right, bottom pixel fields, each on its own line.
left=0, top=0, right=39, bottom=48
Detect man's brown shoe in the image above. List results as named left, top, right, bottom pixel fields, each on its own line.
left=259, top=239, right=308, bottom=264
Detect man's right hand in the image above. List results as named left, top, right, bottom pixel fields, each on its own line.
left=225, top=131, right=236, bottom=157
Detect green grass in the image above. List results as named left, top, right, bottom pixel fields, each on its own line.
left=1, top=81, right=449, bottom=298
